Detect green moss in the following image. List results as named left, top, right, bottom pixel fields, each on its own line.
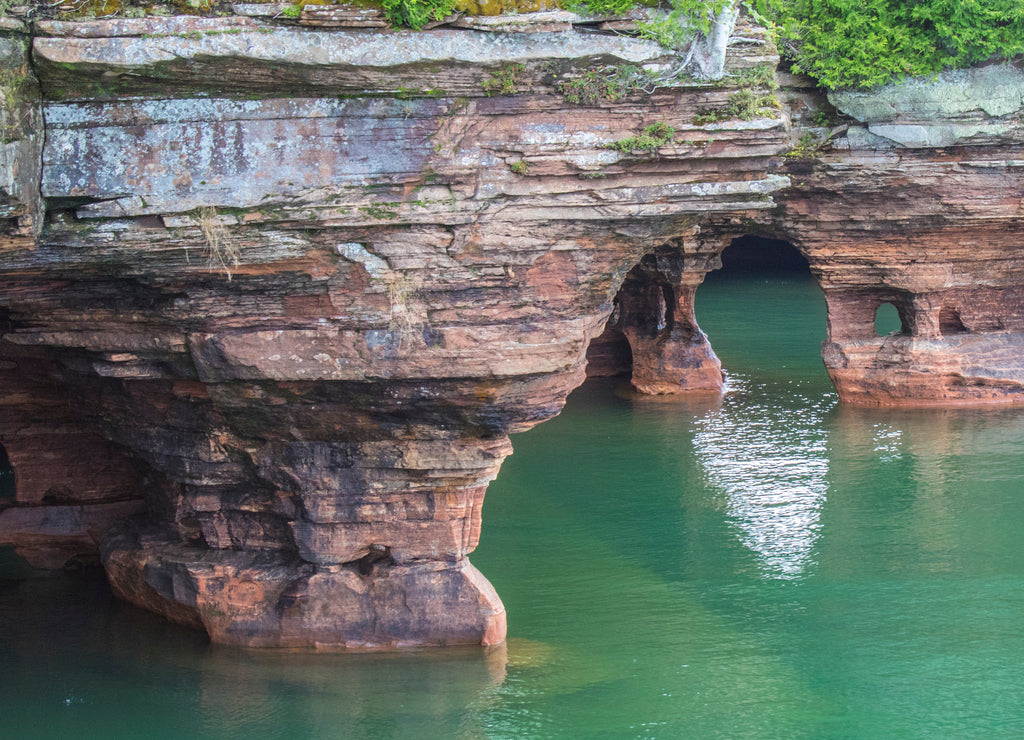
left=396, top=87, right=447, bottom=99
left=558, top=65, right=654, bottom=105
left=694, top=88, right=779, bottom=124
left=607, top=122, right=676, bottom=153
left=0, top=62, right=34, bottom=142
left=381, top=0, right=456, bottom=29
left=785, top=132, right=824, bottom=159
left=482, top=64, right=525, bottom=97
left=564, top=0, right=637, bottom=15
left=729, top=64, right=777, bottom=90
left=360, top=204, right=400, bottom=220
left=508, top=160, right=530, bottom=175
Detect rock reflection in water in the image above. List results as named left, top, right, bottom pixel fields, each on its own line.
left=0, top=559, right=509, bottom=740
left=692, top=376, right=833, bottom=579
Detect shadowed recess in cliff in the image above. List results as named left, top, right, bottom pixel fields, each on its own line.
left=718, top=235, right=810, bottom=274
left=0, top=444, right=14, bottom=501
left=585, top=242, right=723, bottom=395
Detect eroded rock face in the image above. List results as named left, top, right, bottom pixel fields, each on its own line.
left=2, top=9, right=1023, bottom=648
left=0, top=12, right=786, bottom=647
left=776, top=64, right=1024, bottom=405
left=613, top=244, right=724, bottom=394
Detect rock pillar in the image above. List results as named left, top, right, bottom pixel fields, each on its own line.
left=615, top=245, right=724, bottom=394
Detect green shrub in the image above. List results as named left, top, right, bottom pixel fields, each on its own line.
left=381, top=0, right=456, bottom=30
left=753, top=0, right=1024, bottom=89
left=636, top=0, right=734, bottom=50
left=811, top=109, right=834, bottom=127
left=580, top=0, right=1024, bottom=90
left=564, top=0, right=636, bottom=16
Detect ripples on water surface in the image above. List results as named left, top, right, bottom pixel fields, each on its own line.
left=4, top=271, right=1024, bottom=738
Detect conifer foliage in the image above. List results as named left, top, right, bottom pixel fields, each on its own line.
left=759, top=0, right=1024, bottom=89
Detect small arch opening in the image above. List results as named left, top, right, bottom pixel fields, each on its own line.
left=0, top=443, right=14, bottom=502
left=875, top=302, right=904, bottom=337
left=939, top=306, right=968, bottom=336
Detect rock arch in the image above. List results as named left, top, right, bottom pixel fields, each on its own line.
left=603, top=243, right=723, bottom=395
left=589, top=234, right=821, bottom=395
left=874, top=302, right=904, bottom=337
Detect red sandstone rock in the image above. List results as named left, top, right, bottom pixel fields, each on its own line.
left=0, top=500, right=144, bottom=568
left=614, top=246, right=725, bottom=394
left=101, top=526, right=505, bottom=649
left=2, top=11, right=1023, bottom=651
left=774, top=65, right=1024, bottom=405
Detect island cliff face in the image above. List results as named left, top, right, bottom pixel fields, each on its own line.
left=1, top=8, right=1022, bottom=649
left=778, top=64, right=1024, bottom=405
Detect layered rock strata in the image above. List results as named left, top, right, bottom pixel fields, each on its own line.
left=2, top=7, right=1023, bottom=648
left=1, top=11, right=785, bottom=647
left=776, top=64, right=1024, bottom=404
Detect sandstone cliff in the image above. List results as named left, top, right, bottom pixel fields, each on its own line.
left=0, top=6, right=1022, bottom=649
left=779, top=63, right=1024, bottom=404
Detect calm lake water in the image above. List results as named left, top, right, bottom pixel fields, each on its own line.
left=4, top=268, right=1024, bottom=738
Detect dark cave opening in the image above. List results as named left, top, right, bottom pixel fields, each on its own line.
left=717, top=234, right=811, bottom=274
left=0, top=443, right=14, bottom=502
left=939, top=305, right=968, bottom=335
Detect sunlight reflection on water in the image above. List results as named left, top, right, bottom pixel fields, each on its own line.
left=693, top=375, right=834, bottom=580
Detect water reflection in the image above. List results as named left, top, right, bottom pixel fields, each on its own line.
left=822, top=404, right=1024, bottom=577
left=692, top=375, right=834, bottom=580
left=0, top=560, right=510, bottom=740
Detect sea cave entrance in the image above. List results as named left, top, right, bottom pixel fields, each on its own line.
left=586, top=235, right=825, bottom=392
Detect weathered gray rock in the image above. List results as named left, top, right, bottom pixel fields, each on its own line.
left=831, top=63, right=1024, bottom=122
left=829, top=62, right=1024, bottom=148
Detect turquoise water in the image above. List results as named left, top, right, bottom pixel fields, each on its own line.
left=4, top=270, right=1024, bottom=738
